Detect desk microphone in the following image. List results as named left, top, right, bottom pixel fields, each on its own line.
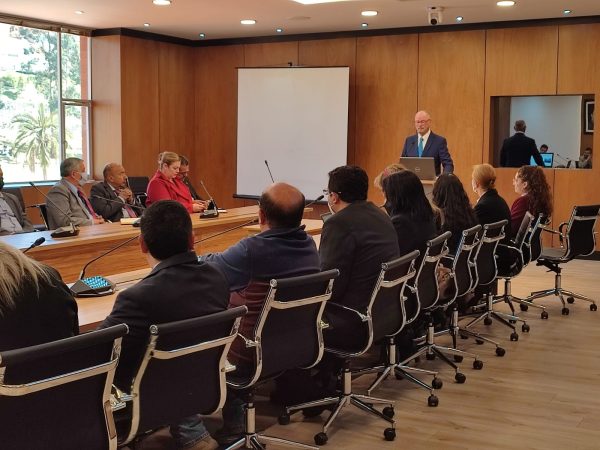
left=304, top=194, right=325, bottom=209
left=194, top=218, right=259, bottom=245
left=23, top=237, right=45, bottom=253
left=264, top=160, right=275, bottom=183
left=70, top=233, right=139, bottom=297
left=199, top=180, right=219, bottom=218
left=91, top=195, right=145, bottom=212
left=28, top=182, right=80, bottom=238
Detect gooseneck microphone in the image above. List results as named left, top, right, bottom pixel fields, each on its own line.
left=23, top=237, right=46, bottom=253
left=264, top=160, right=275, bottom=183
left=28, top=182, right=80, bottom=238
left=194, top=218, right=259, bottom=245
left=305, top=194, right=325, bottom=209
left=79, top=234, right=140, bottom=280
left=199, top=180, right=219, bottom=219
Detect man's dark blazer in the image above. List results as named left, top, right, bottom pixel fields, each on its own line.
left=401, top=131, right=454, bottom=175
left=100, top=251, right=229, bottom=389
left=474, top=189, right=512, bottom=245
left=90, top=181, right=138, bottom=222
left=500, top=132, right=544, bottom=167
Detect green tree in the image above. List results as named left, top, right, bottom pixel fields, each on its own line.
left=12, top=104, right=58, bottom=178
left=0, top=75, right=25, bottom=109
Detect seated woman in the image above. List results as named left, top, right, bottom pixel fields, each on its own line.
left=382, top=170, right=437, bottom=256
left=0, top=242, right=78, bottom=351
left=146, top=152, right=207, bottom=213
left=472, top=163, right=511, bottom=243
left=510, top=165, right=552, bottom=237
left=432, top=174, right=478, bottom=255
left=373, top=162, right=405, bottom=192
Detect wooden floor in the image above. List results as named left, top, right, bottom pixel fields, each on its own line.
left=137, top=259, right=600, bottom=450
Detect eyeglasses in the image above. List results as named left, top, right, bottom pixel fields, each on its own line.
left=323, top=189, right=341, bottom=196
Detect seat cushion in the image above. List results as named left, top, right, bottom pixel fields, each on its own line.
left=538, top=247, right=568, bottom=262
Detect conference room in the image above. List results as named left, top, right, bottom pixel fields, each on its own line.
left=1, top=1, right=600, bottom=449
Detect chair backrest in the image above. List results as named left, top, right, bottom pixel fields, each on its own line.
left=36, top=203, right=50, bottom=229
left=515, top=212, right=535, bottom=250
left=409, top=232, right=451, bottom=315
left=563, top=205, right=600, bottom=259
left=127, top=176, right=149, bottom=195
left=0, top=324, right=127, bottom=450
left=123, top=306, right=246, bottom=445
left=232, top=270, right=338, bottom=388
left=523, top=214, right=547, bottom=264
left=472, top=220, right=507, bottom=287
left=446, top=224, right=482, bottom=299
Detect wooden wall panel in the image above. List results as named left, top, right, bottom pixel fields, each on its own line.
left=244, top=41, right=299, bottom=67
left=558, top=24, right=600, bottom=94
left=299, top=38, right=357, bottom=164
left=120, top=37, right=160, bottom=179
left=91, top=35, right=122, bottom=179
left=355, top=35, right=418, bottom=204
left=194, top=45, right=245, bottom=208
left=418, top=30, right=486, bottom=184
left=485, top=26, right=559, bottom=96
left=158, top=43, right=195, bottom=157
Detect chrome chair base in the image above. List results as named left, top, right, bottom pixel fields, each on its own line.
left=526, top=272, right=597, bottom=313
left=463, top=292, right=526, bottom=341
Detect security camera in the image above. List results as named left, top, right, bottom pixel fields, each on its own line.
left=427, top=6, right=444, bottom=25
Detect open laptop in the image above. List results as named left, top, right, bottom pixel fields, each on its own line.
left=400, top=157, right=436, bottom=180
left=530, top=152, right=554, bottom=168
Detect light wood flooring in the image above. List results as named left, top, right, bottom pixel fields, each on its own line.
left=136, top=259, right=600, bottom=450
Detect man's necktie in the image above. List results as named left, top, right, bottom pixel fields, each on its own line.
left=418, top=137, right=424, bottom=157
left=77, top=188, right=97, bottom=219
left=115, top=190, right=137, bottom=218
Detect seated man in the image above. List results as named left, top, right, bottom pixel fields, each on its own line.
left=90, top=163, right=141, bottom=221
left=46, top=157, right=104, bottom=229
left=200, top=182, right=320, bottom=443
left=0, top=165, right=34, bottom=235
left=179, top=155, right=203, bottom=201
left=320, top=165, right=400, bottom=348
left=101, top=200, right=229, bottom=450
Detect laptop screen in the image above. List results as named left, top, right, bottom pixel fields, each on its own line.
left=530, top=152, right=554, bottom=167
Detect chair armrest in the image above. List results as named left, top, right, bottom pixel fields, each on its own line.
left=236, top=332, right=258, bottom=348
left=541, top=225, right=565, bottom=248
left=327, top=301, right=368, bottom=322
left=110, top=384, right=133, bottom=411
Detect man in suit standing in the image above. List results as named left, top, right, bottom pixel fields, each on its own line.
left=500, top=120, right=545, bottom=168
left=46, top=158, right=104, bottom=229
left=0, top=165, right=34, bottom=235
left=90, top=163, right=140, bottom=222
left=101, top=200, right=229, bottom=450
left=401, top=110, right=454, bottom=176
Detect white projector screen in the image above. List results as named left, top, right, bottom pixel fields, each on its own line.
left=236, top=67, right=349, bottom=201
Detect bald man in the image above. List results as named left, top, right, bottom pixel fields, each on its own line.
left=200, top=182, right=320, bottom=445
left=401, top=110, right=454, bottom=176
left=90, top=163, right=140, bottom=222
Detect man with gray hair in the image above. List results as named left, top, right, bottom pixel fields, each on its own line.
left=46, top=157, right=104, bottom=229
left=500, top=119, right=545, bottom=167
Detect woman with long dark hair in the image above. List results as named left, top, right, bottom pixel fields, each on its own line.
left=511, top=166, right=552, bottom=236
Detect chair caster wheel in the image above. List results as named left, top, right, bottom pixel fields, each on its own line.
left=432, top=377, right=443, bottom=389
left=426, top=353, right=435, bottom=360
left=314, top=432, right=328, bottom=446
left=510, top=332, right=519, bottom=341
left=519, top=303, right=529, bottom=312
left=278, top=414, right=290, bottom=425
left=475, top=339, right=484, bottom=345
left=509, top=319, right=517, bottom=324
left=591, top=304, right=597, bottom=312
left=484, top=317, right=493, bottom=326
left=454, top=355, right=463, bottom=363
left=428, top=394, right=439, bottom=407
left=567, top=296, right=575, bottom=304
left=455, top=372, right=466, bottom=384
left=384, top=428, right=396, bottom=441
left=382, top=406, right=395, bottom=419
left=473, top=360, right=483, bottom=370
left=460, top=334, right=469, bottom=339
left=522, top=324, right=530, bottom=333
left=561, top=307, right=569, bottom=316
left=541, top=311, right=549, bottom=320
left=496, top=347, right=506, bottom=357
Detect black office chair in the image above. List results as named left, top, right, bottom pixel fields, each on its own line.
left=351, top=250, right=441, bottom=405
left=3, top=186, right=46, bottom=231
left=283, top=253, right=423, bottom=446
left=525, top=204, right=600, bottom=315
left=405, top=229, right=485, bottom=384
left=31, top=203, right=50, bottom=230
left=127, top=176, right=149, bottom=208
left=0, top=324, right=128, bottom=450
left=226, top=270, right=339, bottom=450
left=117, top=306, right=247, bottom=447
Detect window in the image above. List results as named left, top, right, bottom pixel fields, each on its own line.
left=0, top=22, right=90, bottom=183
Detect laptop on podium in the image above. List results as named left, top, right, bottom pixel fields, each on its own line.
left=400, top=157, right=436, bottom=181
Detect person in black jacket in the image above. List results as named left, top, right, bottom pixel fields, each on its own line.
left=100, top=200, right=229, bottom=450
left=500, top=120, right=545, bottom=168
left=471, top=163, right=511, bottom=244
left=0, top=241, right=78, bottom=352
left=90, top=163, right=141, bottom=222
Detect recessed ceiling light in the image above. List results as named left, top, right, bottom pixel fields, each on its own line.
left=153, top=0, right=172, bottom=5
left=199, top=33, right=206, bottom=39
left=456, top=16, right=464, bottom=22
left=241, top=19, right=257, bottom=25
left=276, top=28, right=284, bottom=33
left=75, top=10, right=84, bottom=15
left=143, top=23, right=150, bottom=27
left=293, top=0, right=350, bottom=4
left=361, top=22, right=368, bottom=28
left=361, top=11, right=378, bottom=17
left=496, top=1, right=515, bottom=6
left=563, top=9, right=572, bottom=15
